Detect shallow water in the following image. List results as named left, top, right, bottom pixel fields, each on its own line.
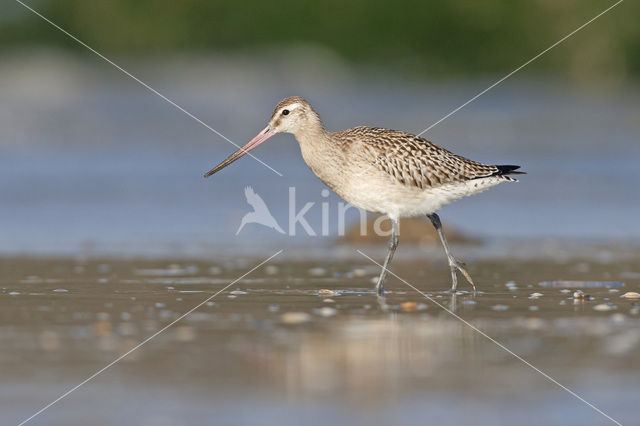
left=2, top=255, right=639, bottom=425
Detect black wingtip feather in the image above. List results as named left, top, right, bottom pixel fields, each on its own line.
left=494, top=165, right=526, bottom=175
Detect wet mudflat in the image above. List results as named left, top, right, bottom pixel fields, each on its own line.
left=1, top=254, right=639, bottom=426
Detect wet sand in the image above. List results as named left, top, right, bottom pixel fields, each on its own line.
left=1, top=254, right=639, bottom=425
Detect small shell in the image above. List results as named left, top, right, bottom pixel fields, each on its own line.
left=621, top=292, right=640, bottom=299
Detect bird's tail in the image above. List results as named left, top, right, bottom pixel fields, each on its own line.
left=493, top=165, right=526, bottom=176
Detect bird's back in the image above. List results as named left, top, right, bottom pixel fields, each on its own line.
left=334, top=126, right=521, bottom=190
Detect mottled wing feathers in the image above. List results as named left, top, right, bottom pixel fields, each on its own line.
left=337, top=127, right=518, bottom=189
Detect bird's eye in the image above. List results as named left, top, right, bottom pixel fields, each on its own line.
left=282, top=109, right=289, bottom=115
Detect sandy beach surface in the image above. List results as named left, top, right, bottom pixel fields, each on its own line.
left=2, top=249, right=639, bottom=426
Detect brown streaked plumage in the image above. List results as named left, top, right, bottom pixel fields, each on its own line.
left=205, top=96, right=524, bottom=294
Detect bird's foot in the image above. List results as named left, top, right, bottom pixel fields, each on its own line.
left=375, top=280, right=386, bottom=295
left=376, top=293, right=390, bottom=312
left=449, top=259, right=475, bottom=293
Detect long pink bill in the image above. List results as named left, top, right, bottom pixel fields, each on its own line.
left=203, top=125, right=275, bottom=178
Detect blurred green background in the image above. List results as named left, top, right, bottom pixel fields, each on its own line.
left=2, top=0, right=638, bottom=82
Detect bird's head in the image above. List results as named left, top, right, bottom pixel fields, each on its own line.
left=267, top=96, right=320, bottom=135
left=204, top=96, right=321, bottom=178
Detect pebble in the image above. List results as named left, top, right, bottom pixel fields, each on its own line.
left=400, top=302, right=418, bottom=312
left=280, top=312, right=312, bottom=325
left=593, top=304, right=615, bottom=312
left=314, top=307, right=338, bottom=317
left=492, top=304, right=509, bottom=311
left=529, top=306, right=539, bottom=311
left=323, top=298, right=336, bottom=303
left=318, top=289, right=339, bottom=296
left=463, top=300, right=476, bottom=305
left=268, top=304, right=279, bottom=312
left=505, top=281, right=518, bottom=290
left=529, top=292, right=543, bottom=299
left=621, top=292, right=640, bottom=299
left=230, top=290, right=248, bottom=295
left=53, top=288, right=69, bottom=293
left=573, top=290, right=593, bottom=300
left=8, top=291, right=20, bottom=296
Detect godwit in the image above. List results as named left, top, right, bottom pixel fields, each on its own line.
left=205, top=96, right=524, bottom=294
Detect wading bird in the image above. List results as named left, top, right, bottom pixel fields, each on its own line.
left=205, top=97, right=523, bottom=294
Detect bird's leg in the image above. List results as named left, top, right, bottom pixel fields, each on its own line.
left=427, top=213, right=475, bottom=292
left=375, top=218, right=399, bottom=295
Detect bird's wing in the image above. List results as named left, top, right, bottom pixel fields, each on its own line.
left=340, top=126, right=502, bottom=189
left=244, top=186, right=270, bottom=212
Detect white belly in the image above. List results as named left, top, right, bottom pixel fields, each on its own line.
left=334, top=173, right=508, bottom=220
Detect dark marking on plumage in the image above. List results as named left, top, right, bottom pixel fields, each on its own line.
left=334, top=126, right=523, bottom=189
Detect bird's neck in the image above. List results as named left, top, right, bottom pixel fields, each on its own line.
left=294, top=125, right=328, bottom=146
left=294, top=125, right=344, bottom=189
